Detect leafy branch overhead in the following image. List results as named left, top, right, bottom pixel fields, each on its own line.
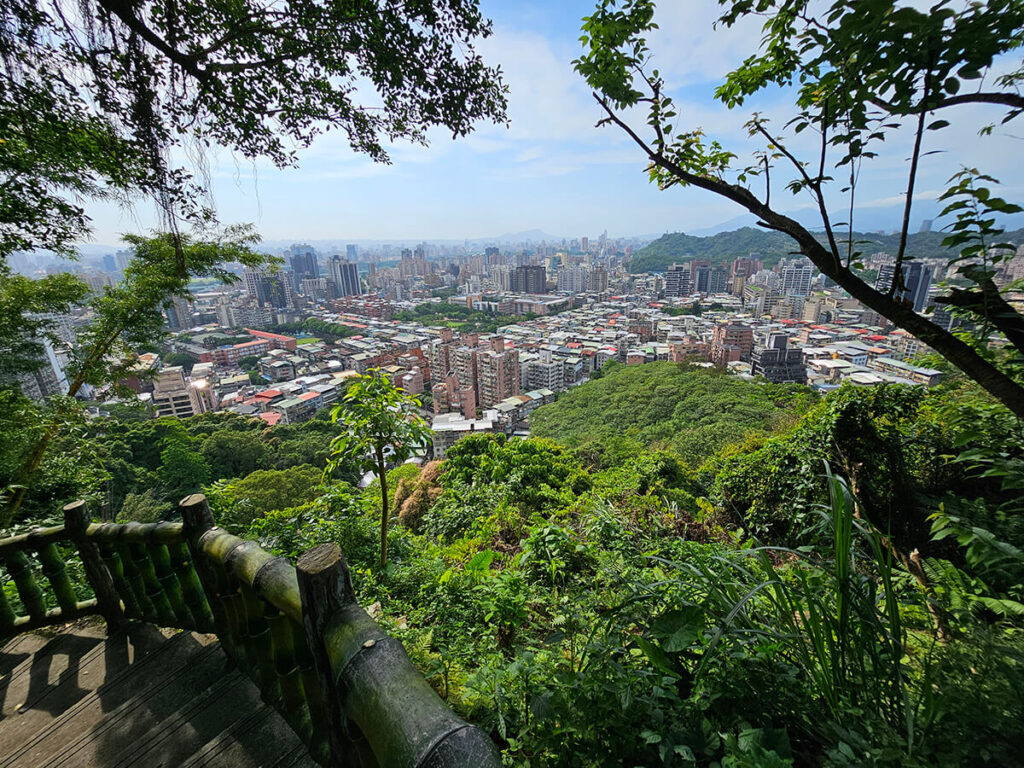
left=0, top=0, right=508, bottom=255
left=575, top=0, right=1024, bottom=418
left=1, top=225, right=275, bottom=526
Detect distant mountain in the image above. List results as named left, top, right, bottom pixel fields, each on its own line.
left=628, top=226, right=1024, bottom=273
left=689, top=205, right=1024, bottom=239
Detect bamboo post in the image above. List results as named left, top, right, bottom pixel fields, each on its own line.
left=296, top=544, right=361, bottom=768
left=64, top=500, right=124, bottom=629
left=297, top=542, right=501, bottom=768
left=179, top=494, right=233, bottom=645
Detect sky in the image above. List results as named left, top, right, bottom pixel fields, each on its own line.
left=81, top=0, right=1024, bottom=246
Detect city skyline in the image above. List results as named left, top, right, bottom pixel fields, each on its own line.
left=75, top=0, right=1024, bottom=247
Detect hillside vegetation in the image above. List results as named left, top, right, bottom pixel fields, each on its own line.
left=247, top=375, right=1024, bottom=767
left=5, top=369, right=1024, bottom=766
left=627, top=226, right=1024, bottom=273
left=529, top=362, right=817, bottom=464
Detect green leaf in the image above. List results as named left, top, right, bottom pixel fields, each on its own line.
left=651, top=606, right=704, bottom=652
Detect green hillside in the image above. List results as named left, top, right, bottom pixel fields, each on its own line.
left=628, top=226, right=1024, bottom=273
left=529, top=362, right=817, bottom=464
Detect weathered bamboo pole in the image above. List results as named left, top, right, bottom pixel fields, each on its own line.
left=297, top=543, right=500, bottom=768
left=179, top=494, right=237, bottom=656
left=63, top=500, right=124, bottom=629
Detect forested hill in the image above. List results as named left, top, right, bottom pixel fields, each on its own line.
left=627, top=226, right=1024, bottom=273
left=529, top=362, right=818, bottom=465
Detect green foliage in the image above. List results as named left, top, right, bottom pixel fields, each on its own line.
left=328, top=369, right=432, bottom=568
left=0, top=389, right=106, bottom=526
left=1, top=0, right=507, bottom=254
left=205, top=464, right=322, bottom=532
left=0, top=271, right=88, bottom=383
left=199, top=429, right=269, bottom=479
left=237, top=354, right=261, bottom=371
left=531, top=362, right=816, bottom=466
left=116, top=488, right=173, bottom=523
left=709, top=384, right=945, bottom=544
left=158, top=440, right=210, bottom=503
left=161, top=352, right=195, bottom=372
left=439, top=433, right=592, bottom=516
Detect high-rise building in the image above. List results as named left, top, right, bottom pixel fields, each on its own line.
left=556, top=267, right=589, bottom=294
left=164, top=295, right=194, bottom=330
left=243, top=268, right=269, bottom=302
left=711, top=324, right=754, bottom=365
left=453, top=346, right=479, bottom=393
left=152, top=366, right=201, bottom=418
left=589, top=266, right=609, bottom=293
left=115, top=249, right=133, bottom=271
left=665, top=264, right=691, bottom=297
left=779, top=259, right=815, bottom=297
left=511, top=265, right=547, bottom=294
left=875, top=261, right=933, bottom=312
left=690, top=260, right=712, bottom=293
left=289, top=250, right=319, bottom=287
left=477, top=339, right=519, bottom=407
left=707, top=267, right=729, bottom=294
left=102, top=254, right=116, bottom=273
left=527, top=350, right=564, bottom=391
left=262, top=272, right=294, bottom=308
left=751, top=334, right=806, bottom=384
left=428, top=337, right=454, bottom=380
left=346, top=244, right=358, bottom=261
left=731, top=256, right=762, bottom=279
left=328, top=256, right=362, bottom=297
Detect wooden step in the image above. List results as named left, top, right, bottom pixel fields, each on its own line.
left=0, top=623, right=315, bottom=768
left=0, top=625, right=208, bottom=760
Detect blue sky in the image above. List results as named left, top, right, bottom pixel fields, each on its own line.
left=83, top=0, right=1024, bottom=245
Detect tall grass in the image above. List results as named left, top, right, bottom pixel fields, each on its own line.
left=652, top=464, right=930, bottom=752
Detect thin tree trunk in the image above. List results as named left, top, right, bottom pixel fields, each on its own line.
left=3, top=316, right=136, bottom=526
left=376, top=445, right=389, bottom=570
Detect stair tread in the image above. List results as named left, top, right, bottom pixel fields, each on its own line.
left=0, top=624, right=206, bottom=755
left=0, top=626, right=312, bottom=768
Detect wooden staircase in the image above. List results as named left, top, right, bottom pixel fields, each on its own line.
left=0, top=494, right=500, bottom=768
left=0, top=620, right=315, bottom=768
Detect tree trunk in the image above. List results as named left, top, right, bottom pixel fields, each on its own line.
left=376, top=446, right=389, bottom=570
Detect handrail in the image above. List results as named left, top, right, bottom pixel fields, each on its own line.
left=0, top=495, right=500, bottom=768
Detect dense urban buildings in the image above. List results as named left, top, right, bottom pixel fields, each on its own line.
left=15, top=233, right=975, bottom=458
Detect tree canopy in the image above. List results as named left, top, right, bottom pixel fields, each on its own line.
left=530, top=362, right=817, bottom=466
left=0, top=0, right=508, bottom=256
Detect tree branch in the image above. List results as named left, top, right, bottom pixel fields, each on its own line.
left=94, top=0, right=210, bottom=83
left=591, top=93, right=1024, bottom=419
left=869, top=91, right=1024, bottom=114
left=751, top=120, right=841, bottom=268
left=890, top=79, right=930, bottom=297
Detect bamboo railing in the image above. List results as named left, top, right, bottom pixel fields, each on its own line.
left=0, top=494, right=499, bottom=768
